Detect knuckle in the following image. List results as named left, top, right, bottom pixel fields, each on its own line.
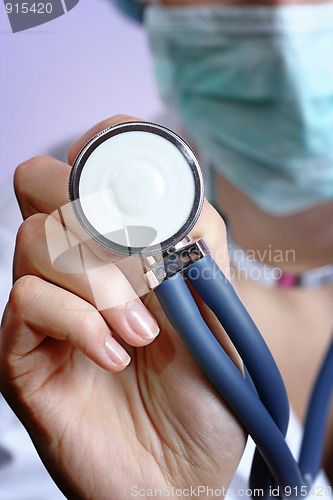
left=0, top=277, right=41, bottom=386
left=14, top=156, right=49, bottom=198
left=15, top=214, right=45, bottom=256
left=76, top=308, right=104, bottom=348
left=7, top=275, right=40, bottom=318
left=80, top=309, right=100, bottom=335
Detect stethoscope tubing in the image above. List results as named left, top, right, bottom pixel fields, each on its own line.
left=299, top=338, right=333, bottom=481
left=183, top=255, right=291, bottom=495
left=155, top=255, right=333, bottom=497
left=155, top=262, right=306, bottom=495
left=183, top=256, right=290, bottom=434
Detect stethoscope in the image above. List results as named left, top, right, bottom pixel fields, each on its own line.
left=69, top=121, right=333, bottom=499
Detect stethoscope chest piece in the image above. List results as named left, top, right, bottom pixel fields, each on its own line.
left=69, top=121, right=204, bottom=256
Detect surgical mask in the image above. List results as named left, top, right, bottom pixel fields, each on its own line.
left=144, top=4, right=333, bottom=215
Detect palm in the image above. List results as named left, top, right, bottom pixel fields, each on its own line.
left=13, top=294, right=244, bottom=500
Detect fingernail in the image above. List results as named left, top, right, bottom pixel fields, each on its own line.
left=125, top=301, right=160, bottom=340
left=105, top=332, right=131, bottom=367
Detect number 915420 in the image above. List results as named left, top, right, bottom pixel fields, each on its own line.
left=5, top=3, right=53, bottom=14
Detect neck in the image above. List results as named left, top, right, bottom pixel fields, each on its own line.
left=214, top=172, right=333, bottom=273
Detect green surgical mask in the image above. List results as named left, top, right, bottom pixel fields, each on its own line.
left=145, top=3, right=333, bottom=215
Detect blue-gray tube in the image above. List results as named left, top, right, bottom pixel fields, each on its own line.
left=183, top=256, right=289, bottom=435
left=155, top=272, right=306, bottom=495
left=299, top=337, right=333, bottom=481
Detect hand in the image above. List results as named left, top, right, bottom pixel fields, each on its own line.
left=0, top=115, right=245, bottom=500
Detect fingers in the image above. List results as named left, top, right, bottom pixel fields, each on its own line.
left=14, top=155, right=71, bottom=219
left=67, top=114, right=139, bottom=165
left=14, top=213, right=159, bottom=348
left=11, top=114, right=229, bottom=370
left=0, top=275, right=131, bottom=374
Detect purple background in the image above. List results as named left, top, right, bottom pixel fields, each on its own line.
left=0, top=0, right=164, bottom=188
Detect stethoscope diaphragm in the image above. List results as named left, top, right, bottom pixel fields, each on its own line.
left=69, top=121, right=204, bottom=256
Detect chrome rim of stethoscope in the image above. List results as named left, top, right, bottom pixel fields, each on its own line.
left=69, top=121, right=204, bottom=256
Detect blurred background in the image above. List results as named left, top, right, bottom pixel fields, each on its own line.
left=0, top=0, right=163, bottom=185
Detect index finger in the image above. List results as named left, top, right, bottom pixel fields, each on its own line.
left=14, top=156, right=71, bottom=219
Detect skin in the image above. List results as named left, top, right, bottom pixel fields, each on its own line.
left=0, top=116, right=246, bottom=500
